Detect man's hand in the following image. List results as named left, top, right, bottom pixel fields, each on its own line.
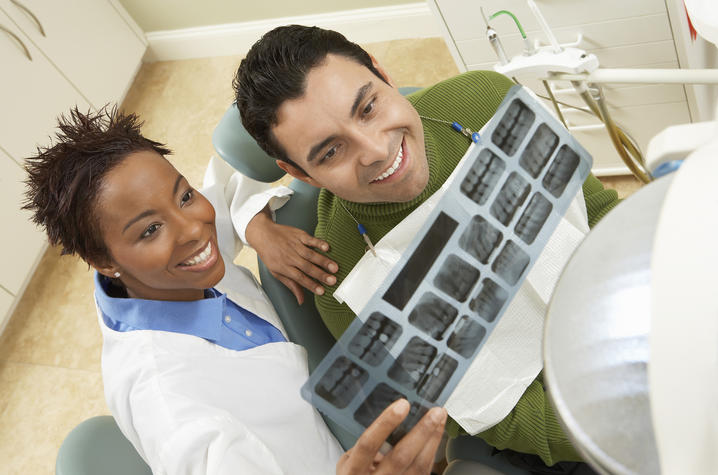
left=245, top=206, right=338, bottom=305
left=337, top=399, right=448, bottom=475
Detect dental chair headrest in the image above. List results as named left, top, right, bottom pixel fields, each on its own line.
left=212, top=102, right=286, bottom=183
left=212, top=88, right=422, bottom=183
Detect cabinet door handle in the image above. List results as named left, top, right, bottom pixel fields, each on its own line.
left=0, top=24, right=32, bottom=61
left=10, top=0, right=45, bottom=37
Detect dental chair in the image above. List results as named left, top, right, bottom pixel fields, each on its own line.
left=55, top=415, right=152, bottom=475
left=212, top=97, right=530, bottom=475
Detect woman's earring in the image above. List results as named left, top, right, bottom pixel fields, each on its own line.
left=113, top=272, right=121, bottom=278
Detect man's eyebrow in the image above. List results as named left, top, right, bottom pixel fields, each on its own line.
left=307, top=135, right=338, bottom=163
left=306, top=83, right=374, bottom=163
left=350, top=82, right=373, bottom=117
left=172, top=174, right=184, bottom=195
left=122, top=174, right=184, bottom=234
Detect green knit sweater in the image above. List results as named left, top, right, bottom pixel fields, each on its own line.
left=314, top=71, right=620, bottom=465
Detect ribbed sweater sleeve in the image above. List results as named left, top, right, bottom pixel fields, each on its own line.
left=583, top=173, right=621, bottom=227
left=476, top=375, right=582, bottom=464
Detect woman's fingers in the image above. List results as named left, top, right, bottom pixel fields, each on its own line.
left=376, top=406, right=447, bottom=475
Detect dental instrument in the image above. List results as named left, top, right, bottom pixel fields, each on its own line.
left=481, top=7, right=508, bottom=66
left=418, top=115, right=481, bottom=143
left=339, top=199, right=377, bottom=257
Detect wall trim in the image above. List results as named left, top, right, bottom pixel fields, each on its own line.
left=144, top=3, right=440, bottom=62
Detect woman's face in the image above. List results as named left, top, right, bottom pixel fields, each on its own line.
left=94, top=150, right=225, bottom=301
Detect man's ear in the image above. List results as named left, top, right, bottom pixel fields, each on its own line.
left=369, top=54, right=396, bottom=88
left=275, top=160, right=321, bottom=188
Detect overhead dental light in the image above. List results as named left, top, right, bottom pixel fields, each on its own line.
left=542, top=2, right=718, bottom=472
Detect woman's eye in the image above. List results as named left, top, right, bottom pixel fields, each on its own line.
left=181, top=189, right=193, bottom=206
left=141, top=223, right=161, bottom=239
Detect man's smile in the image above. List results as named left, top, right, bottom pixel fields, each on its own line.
left=371, top=137, right=408, bottom=184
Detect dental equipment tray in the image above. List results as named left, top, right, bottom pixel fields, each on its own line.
left=301, top=85, right=592, bottom=443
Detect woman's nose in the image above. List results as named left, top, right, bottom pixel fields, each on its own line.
left=176, top=212, right=203, bottom=244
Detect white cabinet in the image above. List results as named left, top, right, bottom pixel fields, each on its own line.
left=0, top=0, right=145, bottom=332
left=0, top=147, right=47, bottom=295
left=428, top=0, right=693, bottom=175
left=0, top=8, right=92, bottom=160
left=0, top=0, right=145, bottom=109
left=0, top=286, right=12, bottom=334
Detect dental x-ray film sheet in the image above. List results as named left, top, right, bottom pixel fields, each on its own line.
left=301, top=85, right=593, bottom=443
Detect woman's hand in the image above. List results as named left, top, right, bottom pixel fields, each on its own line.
left=337, top=399, right=447, bottom=475
left=246, top=206, right=338, bottom=305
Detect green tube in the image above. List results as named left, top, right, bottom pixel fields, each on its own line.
left=490, top=10, right=526, bottom=38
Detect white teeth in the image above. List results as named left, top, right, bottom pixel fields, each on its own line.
left=373, top=144, right=404, bottom=182
left=181, top=241, right=212, bottom=267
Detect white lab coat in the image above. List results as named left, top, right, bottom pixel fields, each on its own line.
left=98, top=157, right=342, bottom=475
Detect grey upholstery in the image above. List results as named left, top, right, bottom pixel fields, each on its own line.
left=55, top=416, right=151, bottom=475
left=213, top=102, right=357, bottom=450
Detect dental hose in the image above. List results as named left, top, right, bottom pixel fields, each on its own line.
left=571, top=81, right=652, bottom=183
left=489, top=9, right=533, bottom=54
left=542, top=79, right=569, bottom=129
left=486, top=7, right=650, bottom=182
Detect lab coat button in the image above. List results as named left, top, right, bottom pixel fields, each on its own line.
left=245, top=329, right=253, bottom=337
left=224, top=315, right=231, bottom=323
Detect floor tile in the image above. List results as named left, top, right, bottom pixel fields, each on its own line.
left=121, top=55, right=245, bottom=187
left=0, top=247, right=101, bottom=371
left=0, top=361, right=108, bottom=474
left=598, top=174, right=644, bottom=198
left=372, top=37, right=460, bottom=87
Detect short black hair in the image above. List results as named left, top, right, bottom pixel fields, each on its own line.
left=233, top=25, right=386, bottom=168
left=23, top=106, right=171, bottom=265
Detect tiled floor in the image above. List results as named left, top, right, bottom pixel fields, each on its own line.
left=0, top=36, right=641, bottom=473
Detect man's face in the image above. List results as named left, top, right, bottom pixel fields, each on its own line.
left=272, top=54, right=429, bottom=203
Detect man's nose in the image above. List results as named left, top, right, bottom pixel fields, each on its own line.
left=354, top=128, right=388, bottom=167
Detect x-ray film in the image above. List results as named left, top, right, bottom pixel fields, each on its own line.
left=301, top=85, right=593, bottom=443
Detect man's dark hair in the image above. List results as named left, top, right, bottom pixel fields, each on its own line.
left=23, top=106, right=171, bottom=265
left=233, top=25, right=386, bottom=168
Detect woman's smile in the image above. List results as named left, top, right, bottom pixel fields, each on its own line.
left=177, top=239, right=219, bottom=271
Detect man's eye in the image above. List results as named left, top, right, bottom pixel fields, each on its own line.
left=362, top=100, right=375, bottom=116
left=181, top=189, right=193, bottom=206
left=322, top=146, right=338, bottom=162
left=141, top=223, right=161, bottom=239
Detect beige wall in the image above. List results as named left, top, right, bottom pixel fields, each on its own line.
left=118, top=0, right=416, bottom=32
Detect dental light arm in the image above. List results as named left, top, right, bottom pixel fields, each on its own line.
left=483, top=1, right=718, bottom=183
